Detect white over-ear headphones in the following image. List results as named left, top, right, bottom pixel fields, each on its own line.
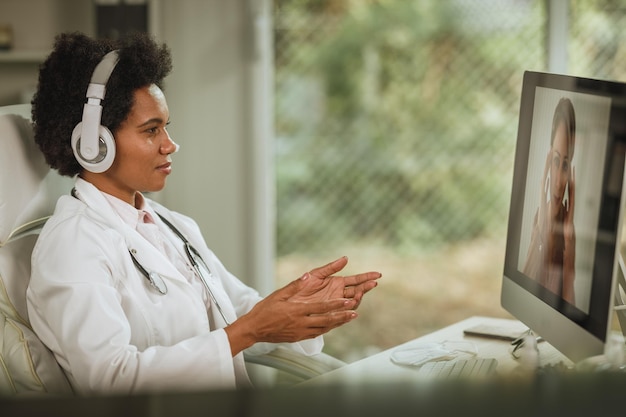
left=71, top=50, right=120, bottom=173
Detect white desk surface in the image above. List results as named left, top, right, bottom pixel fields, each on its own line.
left=304, top=316, right=571, bottom=386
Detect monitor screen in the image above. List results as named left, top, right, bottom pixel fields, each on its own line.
left=501, top=71, right=626, bottom=363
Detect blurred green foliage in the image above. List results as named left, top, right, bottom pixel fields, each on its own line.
left=274, top=0, right=626, bottom=256
left=275, top=0, right=544, bottom=255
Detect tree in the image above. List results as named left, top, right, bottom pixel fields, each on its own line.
left=275, top=0, right=545, bottom=254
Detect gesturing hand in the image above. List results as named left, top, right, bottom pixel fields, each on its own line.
left=563, top=166, right=576, bottom=248
left=225, top=256, right=381, bottom=356
left=562, top=165, right=576, bottom=304
left=288, top=256, right=382, bottom=308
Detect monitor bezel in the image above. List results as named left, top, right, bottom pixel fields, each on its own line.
left=501, top=70, right=626, bottom=363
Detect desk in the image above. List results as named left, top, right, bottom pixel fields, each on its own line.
left=304, top=316, right=571, bottom=386
left=2, top=317, right=625, bottom=417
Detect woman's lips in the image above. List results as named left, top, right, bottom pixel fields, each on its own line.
left=157, top=162, right=172, bottom=174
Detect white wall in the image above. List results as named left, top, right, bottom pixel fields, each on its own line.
left=0, top=0, right=276, bottom=293
left=155, top=0, right=275, bottom=293
left=0, top=0, right=93, bottom=105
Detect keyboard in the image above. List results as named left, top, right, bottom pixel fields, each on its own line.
left=417, top=358, right=498, bottom=380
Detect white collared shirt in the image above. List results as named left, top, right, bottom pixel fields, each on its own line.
left=102, top=192, right=212, bottom=310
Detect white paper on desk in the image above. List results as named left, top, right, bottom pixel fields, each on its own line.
left=390, top=341, right=477, bottom=367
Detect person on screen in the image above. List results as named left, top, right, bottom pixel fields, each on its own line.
left=523, top=97, right=576, bottom=305
left=26, top=32, right=382, bottom=395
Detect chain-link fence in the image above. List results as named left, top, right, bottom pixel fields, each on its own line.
left=273, top=0, right=626, bottom=361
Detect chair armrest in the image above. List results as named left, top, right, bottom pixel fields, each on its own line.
left=2, top=217, right=49, bottom=247
left=244, top=346, right=346, bottom=382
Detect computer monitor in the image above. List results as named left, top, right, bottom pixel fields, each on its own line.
left=501, top=70, right=626, bottom=363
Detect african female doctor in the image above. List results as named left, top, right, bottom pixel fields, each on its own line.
left=26, top=32, right=381, bottom=395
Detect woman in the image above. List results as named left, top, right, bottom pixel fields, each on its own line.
left=26, top=32, right=381, bottom=394
left=523, top=97, right=576, bottom=305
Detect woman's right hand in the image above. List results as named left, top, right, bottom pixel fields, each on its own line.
left=287, top=256, right=381, bottom=309
left=225, top=257, right=380, bottom=356
left=224, top=275, right=359, bottom=356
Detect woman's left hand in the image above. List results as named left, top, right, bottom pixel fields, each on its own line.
left=562, top=165, right=576, bottom=304
left=288, top=256, right=381, bottom=309
left=563, top=166, right=576, bottom=250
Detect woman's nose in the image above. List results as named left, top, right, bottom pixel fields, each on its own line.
left=553, top=169, right=565, bottom=192
left=160, top=133, right=179, bottom=155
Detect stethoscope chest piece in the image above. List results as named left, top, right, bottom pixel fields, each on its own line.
left=129, top=249, right=168, bottom=295
left=148, top=270, right=168, bottom=295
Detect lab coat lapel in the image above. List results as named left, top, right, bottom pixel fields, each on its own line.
left=124, top=228, right=188, bottom=285
left=153, top=208, right=239, bottom=328
left=72, top=179, right=188, bottom=285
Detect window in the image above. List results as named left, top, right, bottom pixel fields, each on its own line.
left=273, top=0, right=626, bottom=361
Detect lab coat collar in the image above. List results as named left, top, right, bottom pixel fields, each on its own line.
left=72, top=178, right=189, bottom=286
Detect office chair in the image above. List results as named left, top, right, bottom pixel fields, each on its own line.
left=0, top=104, right=344, bottom=395
left=0, top=104, right=74, bottom=395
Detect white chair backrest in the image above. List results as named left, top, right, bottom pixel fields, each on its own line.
left=0, top=104, right=74, bottom=395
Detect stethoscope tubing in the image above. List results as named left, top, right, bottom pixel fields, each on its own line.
left=156, top=213, right=232, bottom=325
left=70, top=188, right=232, bottom=325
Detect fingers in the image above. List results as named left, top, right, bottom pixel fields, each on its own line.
left=281, top=299, right=359, bottom=340
left=341, top=270, right=382, bottom=287
left=299, top=299, right=358, bottom=329
left=306, top=310, right=358, bottom=330
left=283, top=310, right=358, bottom=341
left=308, top=256, right=349, bottom=279
left=274, top=270, right=318, bottom=300
left=343, top=280, right=378, bottom=299
left=292, top=297, right=356, bottom=314
left=569, top=166, right=575, bottom=214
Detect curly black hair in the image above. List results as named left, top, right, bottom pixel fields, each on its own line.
left=32, top=32, right=173, bottom=176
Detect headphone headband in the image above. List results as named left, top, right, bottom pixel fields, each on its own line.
left=71, top=50, right=120, bottom=172
left=90, top=50, right=120, bottom=86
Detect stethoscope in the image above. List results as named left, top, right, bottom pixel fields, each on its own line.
left=134, top=213, right=233, bottom=326
left=71, top=188, right=232, bottom=325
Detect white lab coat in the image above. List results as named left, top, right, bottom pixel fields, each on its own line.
left=26, top=178, right=322, bottom=395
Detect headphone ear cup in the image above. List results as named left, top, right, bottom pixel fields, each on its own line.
left=71, top=122, right=116, bottom=173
